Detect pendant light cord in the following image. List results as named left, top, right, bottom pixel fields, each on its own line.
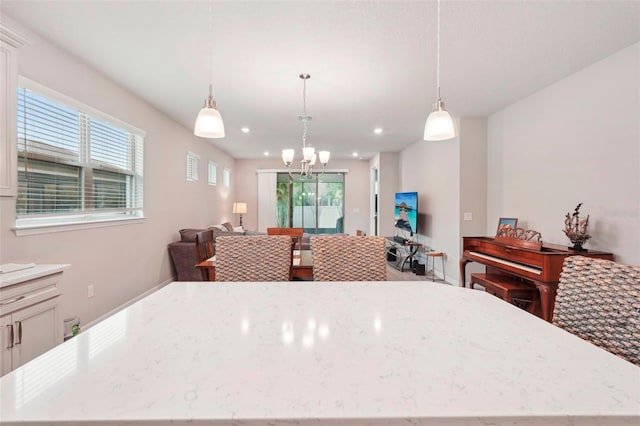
left=208, top=0, right=213, bottom=97
left=301, top=77, right=308, bottom=149
left=436, top=0, right=441, bottom=99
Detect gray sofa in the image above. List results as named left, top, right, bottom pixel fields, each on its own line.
left=168, top=223, right=264, bottom=281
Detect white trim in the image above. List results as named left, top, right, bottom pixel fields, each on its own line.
left=13, top=215, right=146, bottom=236
left=18, top=76, right=146, bottom=137
left=81, top=278, right=173, bottom=332
left=0, top=22, right=34, bottom=48
left=256, top=169, right=349, bottom=174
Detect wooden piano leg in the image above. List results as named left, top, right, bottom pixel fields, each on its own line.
left=537, top=284, right=557, bottom=322
left=459, top=258, right=471, bottom=288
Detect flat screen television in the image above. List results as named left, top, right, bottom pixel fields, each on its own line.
left=394, top=191, right=418, bottom=236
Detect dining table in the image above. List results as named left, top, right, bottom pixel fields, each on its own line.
left=1, top=281, right=638, bottom=425
left=196, top=249, right=313, bottom=281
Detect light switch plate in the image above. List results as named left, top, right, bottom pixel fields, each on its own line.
left=463, top=212, right=473, bottom=221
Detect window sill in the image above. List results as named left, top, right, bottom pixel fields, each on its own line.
left=13, top=215, right=146, bottom=236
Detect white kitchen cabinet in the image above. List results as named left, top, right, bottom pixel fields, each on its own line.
left=0, top=38, right=17, bottom=196
left=0, top=264, right=69, bottom=376
left=0, top=23, right=31, bottom=197
left=1, top=297, right=59, bottom=375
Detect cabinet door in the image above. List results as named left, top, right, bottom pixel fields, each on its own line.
left=1, top=314, right=12, bottom=376
left=11, top=298, right=59, bottom=370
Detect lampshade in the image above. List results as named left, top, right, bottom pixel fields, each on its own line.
left=302, top=146, right=315, bottom=161
left=282, top=149, right=295, bottom=165
left=232, top=202, right=247, bottom=215
left=318, top=150, right=330, bottom=165
left=424, top=100, right=455, bottom=141
left=194, top=103, right=225, bottom=138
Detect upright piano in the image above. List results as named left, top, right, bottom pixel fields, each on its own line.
left=460, top=236, right=614, bottom=322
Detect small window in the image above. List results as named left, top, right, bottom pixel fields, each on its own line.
left=15, top=78, right=144, bottom=232
left=186, top=152, right=199, bottom=182
left=223, top=167, right=230, bottom=187
left=208, top=161, right=217, bottom=186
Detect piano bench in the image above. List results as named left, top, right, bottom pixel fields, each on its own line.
left=470, top=273, right=538, bottom=313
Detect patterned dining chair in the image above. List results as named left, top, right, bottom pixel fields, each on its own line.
left=311, top=235, right=387, bottom=281
left=215, top=235, right=293, bottom=282
left=553, top=255, right=640, bottom=366
left=195, top=230, right=215, bottom=281
left=267, top=227, right=304, bottom=250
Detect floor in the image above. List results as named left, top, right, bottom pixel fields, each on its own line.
left=386, top=262, right=448, bottom=283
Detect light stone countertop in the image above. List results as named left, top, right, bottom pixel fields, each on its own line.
left=0, top=264, right=70, bottom=288
left=1, top=281, right=638, bottom=425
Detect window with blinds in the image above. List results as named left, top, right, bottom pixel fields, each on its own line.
left=208, top=161, right=217, bottom=186
left=186, top=152, right=199, bottom=182
left=16, top=81, right=144, bottom=227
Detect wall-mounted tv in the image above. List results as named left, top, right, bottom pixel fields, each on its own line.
left=394, top=191, right=418, bottom=236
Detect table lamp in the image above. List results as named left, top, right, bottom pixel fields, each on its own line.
left=232, top=202, right=247, bottom=228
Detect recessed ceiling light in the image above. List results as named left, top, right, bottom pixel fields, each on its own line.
left=352, top=152, right=358, bottom=157
left=263, top=151, right=270, bottom=156
left=241, top=127, right=250, bottom=133
left=374, top=128, right=383, bottom=134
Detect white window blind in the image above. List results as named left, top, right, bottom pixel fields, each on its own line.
left=223, top=167, right=230, bottom=187
left=16, top=82, right=144, bottom=225
left=208, top=161, right=217, bottom=186
left=186, top=152, right=199, bottom=182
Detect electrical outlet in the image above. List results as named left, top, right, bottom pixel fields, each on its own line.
left=87, top=284, right=95, bottom=298
left=463, top=212, right=473, bottom=221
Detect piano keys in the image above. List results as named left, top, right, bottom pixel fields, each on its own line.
left=460, top=236, right=614, bottom=322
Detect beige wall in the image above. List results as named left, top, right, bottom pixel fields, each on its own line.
left=0, top=23, right=236, bottom=327
left=488, top=42, right=639, bottom=265
left=398, top=131, right=460, bottom=284
left=235, top=158, right=370, bottom=235
left=459, top=118, right=488, bottom=239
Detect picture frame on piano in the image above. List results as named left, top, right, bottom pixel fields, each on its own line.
left=496, top=217, right=518, bottom=236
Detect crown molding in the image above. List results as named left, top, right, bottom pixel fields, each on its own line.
left=0, top=22, right=34, bottom=48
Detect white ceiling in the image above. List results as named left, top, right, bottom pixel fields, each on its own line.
left=2, top=1, right=639, bottom=160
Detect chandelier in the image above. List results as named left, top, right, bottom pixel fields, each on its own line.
left=282, top=74, right=330, bottom=178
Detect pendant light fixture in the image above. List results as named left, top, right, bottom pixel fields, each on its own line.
left=282, top=74, right=330, bottom=178
left=194, top=0, right=225, bottom=138
left=424, top=0, right=455, bottom=141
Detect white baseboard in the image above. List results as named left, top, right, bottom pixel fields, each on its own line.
left=81, top=277, right=174, bottom=332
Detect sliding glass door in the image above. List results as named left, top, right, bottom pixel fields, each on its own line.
left=276, top=173, right=344, bottom=233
